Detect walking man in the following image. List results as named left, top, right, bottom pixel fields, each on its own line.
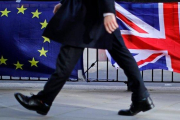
left=14, top=0, right=154, bottom=116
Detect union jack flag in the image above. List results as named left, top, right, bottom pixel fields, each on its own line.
left=107, top=2, right=180, bottom=73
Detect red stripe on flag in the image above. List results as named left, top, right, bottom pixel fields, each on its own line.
left=116, top=11, right=148, bottom=34
left=137, top=53, right=163, bottom=66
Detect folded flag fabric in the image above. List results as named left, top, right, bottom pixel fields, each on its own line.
left=107, top=1, right=180, bottom=73
left=0, top=1, right=84, bottom=78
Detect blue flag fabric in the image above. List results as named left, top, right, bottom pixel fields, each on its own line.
left=0, top=1, right=84, bottom=78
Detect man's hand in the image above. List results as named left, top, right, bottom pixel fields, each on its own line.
left=104, top=14, right=119, bottom=34
left=53, top=3, right=62, bottom=14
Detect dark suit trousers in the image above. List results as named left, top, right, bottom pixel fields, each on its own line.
left=37, top=38, right=149, bottom=106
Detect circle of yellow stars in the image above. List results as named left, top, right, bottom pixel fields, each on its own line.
left=0, top=5, right=51, bottom=70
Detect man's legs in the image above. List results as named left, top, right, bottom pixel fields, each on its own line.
left=14, top=45, right=85, bottom=115
left=107, top=36, right=154, bottom=116
left=15, top=45, right=84, bottom=114
left=108, top=38, right=149, bottom=101
left=37, top=45, right=84, bottom=105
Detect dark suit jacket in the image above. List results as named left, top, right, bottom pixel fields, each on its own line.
left=43, top=0, right=125, bottom=49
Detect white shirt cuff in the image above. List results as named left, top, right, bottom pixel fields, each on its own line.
left=103, top=13, right=114, bottom=17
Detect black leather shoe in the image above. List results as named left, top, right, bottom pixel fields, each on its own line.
left=118, top=97, right=154, bottom=116
left=14, top=93, right=50, bottom=115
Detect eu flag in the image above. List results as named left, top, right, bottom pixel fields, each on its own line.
left=0, top=1, right=84, bottom=78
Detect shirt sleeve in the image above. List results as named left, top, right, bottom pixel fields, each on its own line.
left=103, top=13, right=114, bottom=17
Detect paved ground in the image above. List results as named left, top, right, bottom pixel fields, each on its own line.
left=0, top=81, right=180, bottom=120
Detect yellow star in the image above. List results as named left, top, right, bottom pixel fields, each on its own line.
left=31, top=9, right=42, bottom=18
left=29, top=57, right=39, bottom=67
left=38, top=47, right=48, bottom=57
left=40, top=19, right=48, bottom=29
left=14, top=61, right=24, bottom=70
left=42, top=36, right=50, bottom=43
left=0, top=56, right=8, bottom=65
left=17, top=5, right=27, bottom=14
left=0, top=8, right=11, bottom=17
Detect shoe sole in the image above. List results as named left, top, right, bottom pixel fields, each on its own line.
left=14, top=93, right=47, bottom=115
left=142, top=104, right=155, bottom=112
